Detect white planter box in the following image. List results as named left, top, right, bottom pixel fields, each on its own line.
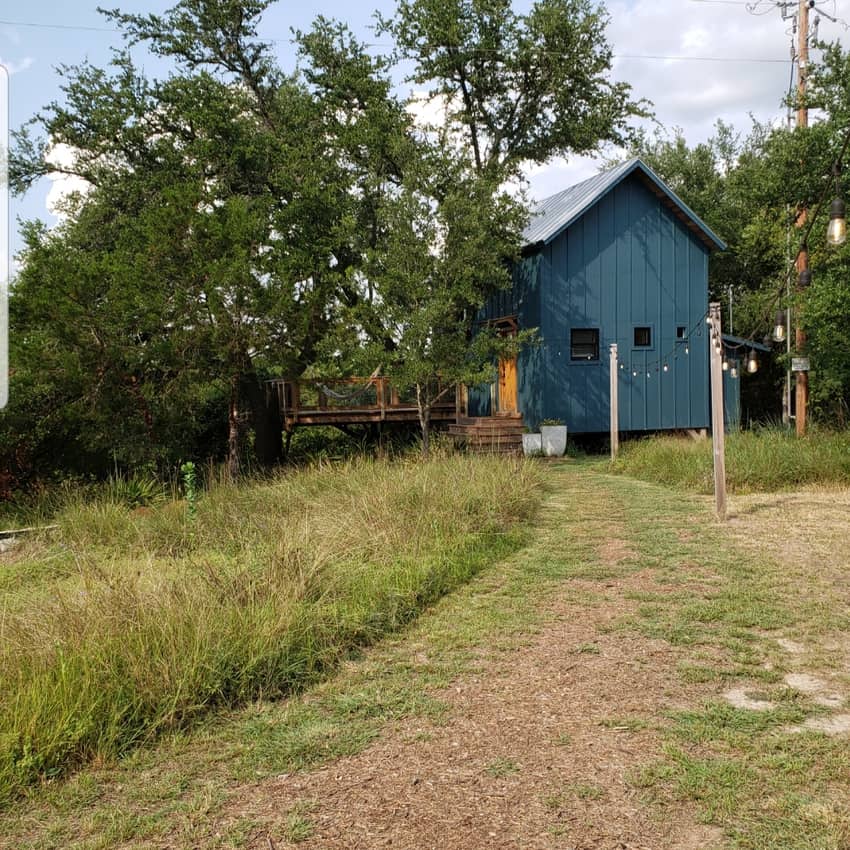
left=522, top=433, right=542, bottom=456
left=540, top=425, right=567, bottom=457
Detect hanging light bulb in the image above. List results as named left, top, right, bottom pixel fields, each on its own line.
left=828, top=198, right=847, bottom=245
left=746, top=348, right=759, bottom=374
left=773, top=309, right=786, bottom=343
left=827, top=163, right=847, bottom=246
left=730, top=361, right=739, bottom=378
left=685, top=346, right=689, bottom=355
left=663, top=363, right=669, bottom=372
left=722, top=358, right=729, bottom=371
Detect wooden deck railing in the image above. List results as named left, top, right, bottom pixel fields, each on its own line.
left=266, top=377, right=462, bottom=427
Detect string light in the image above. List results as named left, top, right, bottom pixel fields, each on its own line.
left=746, top=349, right=759, bottom=374
left=827, top=163, right=847, bottom=247
left=773, top=309, right=787, bottom=343
left=540, top=309, right=758, bottom=384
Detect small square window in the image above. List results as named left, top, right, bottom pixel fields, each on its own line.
left=676, top=326, right=687, bottom=340
left=634, top=326, right=652, bottom=347
left=570, top=328, right=599, bottom=361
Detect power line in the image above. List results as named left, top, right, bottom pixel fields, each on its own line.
left=614, top=53, right=788, bottom=63
left=0, top=18, right=119, bottom=33
left=0, top=18, right=796, bottom=64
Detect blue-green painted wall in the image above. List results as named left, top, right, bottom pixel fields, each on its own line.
left=472, top=173, right=711, bottom=433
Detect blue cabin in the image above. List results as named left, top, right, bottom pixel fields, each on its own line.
left=468, top=158, right=726, bottom=434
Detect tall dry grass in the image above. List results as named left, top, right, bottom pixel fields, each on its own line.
left=612, top=428, right=850, bottom=492
left=0, top=455, right=542, bottom=803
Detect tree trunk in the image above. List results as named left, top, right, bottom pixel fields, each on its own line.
left=228, top=374, right=241, bottom=480
left=241, top=368, right=283, bottom=468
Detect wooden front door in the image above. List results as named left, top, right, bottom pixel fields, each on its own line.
left=498, top=355, right=518, bottom=414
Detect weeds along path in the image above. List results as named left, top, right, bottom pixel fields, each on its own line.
left=4, top=460, right=849, bottom=849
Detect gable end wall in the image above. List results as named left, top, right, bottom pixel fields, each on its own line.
left=526, top=173, right=710, bottom=433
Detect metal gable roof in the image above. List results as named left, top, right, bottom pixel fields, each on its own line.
left=523, top=157, right=726, bottom=252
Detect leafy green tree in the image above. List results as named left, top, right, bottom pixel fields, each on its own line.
left=360, top=154, right=530, bottom=455
left=378, top=0, right=647, bottom=179
left=11, top=0, right=361, bottom=476
left=294, top=21, right=528, bottom=454
left=364, top=0, right=644, bottom=450
left=8, top=0, right=651, bottom=475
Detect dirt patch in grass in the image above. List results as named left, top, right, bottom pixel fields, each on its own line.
left=726, top=488, right=850, bottom=610
left=598, top=537, right=637, bottom=566
left=726, top=487, right=850, bottom=726
left=227, top=589, right=713, bottom=850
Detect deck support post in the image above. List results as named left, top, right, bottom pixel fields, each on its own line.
left=378, top=377, right=386, bottom=420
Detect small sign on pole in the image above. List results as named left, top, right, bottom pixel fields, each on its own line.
left=791, top=357, right=810, bottom=373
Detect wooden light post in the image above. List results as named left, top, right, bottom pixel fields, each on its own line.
left=708, top=302, right=727, bottom=520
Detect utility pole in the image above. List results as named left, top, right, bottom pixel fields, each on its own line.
left=795, top=0, right=811, bottom=436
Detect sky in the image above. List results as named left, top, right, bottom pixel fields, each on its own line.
left=2, top=0, right=850, bottom=261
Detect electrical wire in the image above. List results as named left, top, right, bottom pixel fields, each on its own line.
left=0, top=18, right=119, bottom=33
left=0, top=18, right=796, bottom=64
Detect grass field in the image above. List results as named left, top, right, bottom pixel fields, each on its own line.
left=1, top=449, right=849, bottom=849
left=0, top=454, right=543, bottom=805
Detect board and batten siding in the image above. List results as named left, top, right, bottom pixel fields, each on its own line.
left=472, top=172, right=711, bottom=433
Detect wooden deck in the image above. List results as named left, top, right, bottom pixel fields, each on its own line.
left=266, top=377, right=459, bottom=430
left=267, top=377, right=525, bottom=454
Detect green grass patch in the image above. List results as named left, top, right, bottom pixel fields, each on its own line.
left=612, top=429, right=850, bottom=492
left=5, top=458, right=850, bottom=849
left=0, top=454, right=542, bottom=805
left=485, top=757, right=520, bottom=778
left=591, top=463, right=850, bottom=848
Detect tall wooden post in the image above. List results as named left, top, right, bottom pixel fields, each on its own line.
left=609, top=343, right=619, bottom=460
left=795, top=0, right=810, bottom=435
left=795, top=248, right=809, bottom=436
left=709, top=302, right=727, bottom=520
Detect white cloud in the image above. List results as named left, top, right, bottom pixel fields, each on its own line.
left=524, top=0, right=850, bottom=201
left=0, top=55, right=33, bottom=75
left=45, top=143, right=91, bottom=218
